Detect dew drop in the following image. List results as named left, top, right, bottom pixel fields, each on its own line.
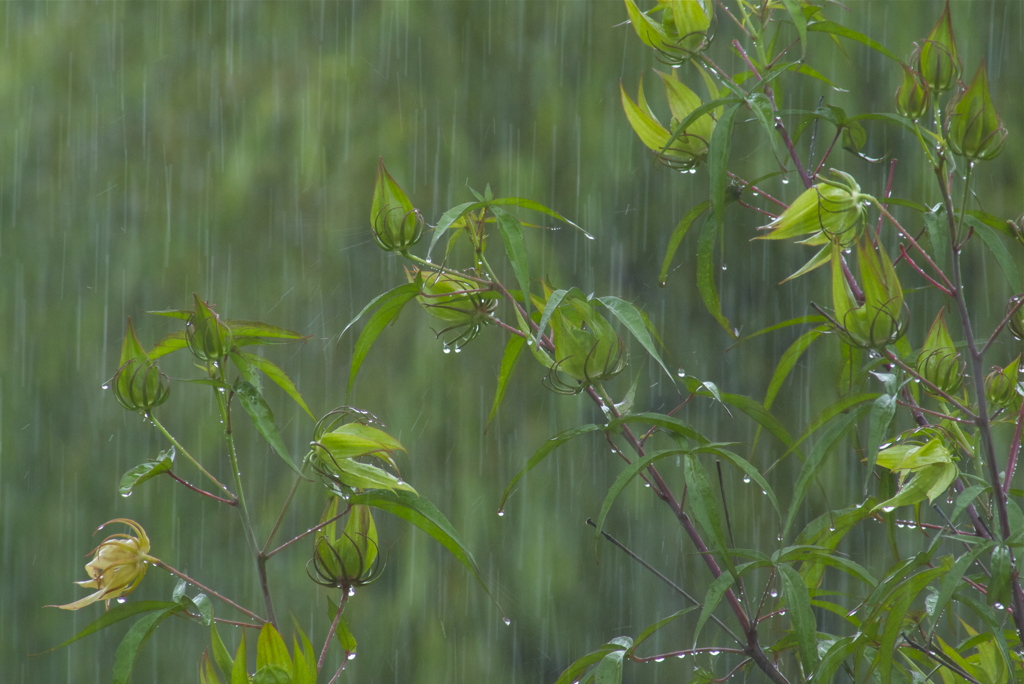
left=654, top=657, right=665, bottom=662
left=100, top=383, right=110, bottom=390
left=497, top=510, right=505, bottom=517
left=742, top=475, right=751, bottom=483
left=503, top=616, right=511, bottom=625
left=347, top=652, right=357, bottom=661
left=348, top=587, right=356, bottom=597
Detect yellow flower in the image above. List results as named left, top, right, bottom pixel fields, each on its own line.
left=51, top=519, right=157, bottom=610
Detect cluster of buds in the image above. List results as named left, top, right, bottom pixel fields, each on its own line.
left=985, top=357, right=1022, bottom=411
left=831, top=239, right=905, bottom=350
left=52, top=519, right=156, bottom=610
left=759, top=170, right=870, bottom=249
left=621, top=70, right=716, bottom=171
left=624, top=0, right=713, bottom=64
left=915, top=308, right=963, bottom=395
left=545, top=292, right=627, bottom=394
left=371, top=158, right=423, bottom=253
left=109, top=318, right=170, bottom=413
left=406, top=268, right=498, bottom=349
left=309, top=498, right=383, bottom=591
left=186, top=294, right=234, bottom=363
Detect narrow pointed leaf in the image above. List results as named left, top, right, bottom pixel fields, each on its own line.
left=256, top=623, right=291, bottom=672
left=659, top=201, right=710, bottom=284
left=210, top=622, right=234, bottom=680
left=779, top=564, right=818, bottom=673
left=500, top=424, right=603, bottom=510
left=342, top=283, right=420, bottom=396
left=594, top=448, right=688, bottom=536
left=112, top=606, right=182, bottom=684
left=492, top=207, right=532, bottom=318
left=44, top=601, right=178, bottom=652
left=234, top=380, right=303, bottom=477
left=807, top=20, right=899, bottom=61
left=235, top=352, right=314, bottom=419
left=488, top=333, right=526, bottom=424
left=598, top=296, right=675, bottom=382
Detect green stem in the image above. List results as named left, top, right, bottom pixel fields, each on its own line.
left=214, top=372, right=278, bottom=627
left=148, top=414, right=235, bottom=500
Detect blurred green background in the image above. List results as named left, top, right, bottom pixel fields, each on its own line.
left=2, top=1, right=1021, bottom=682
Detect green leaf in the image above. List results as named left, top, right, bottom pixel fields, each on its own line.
left=607, top=412, right=708, bottom=444
left=44, top=601, right=178, bottom=652
left=968, top=214, right=1021, bottom=288
left=806, top=20, right=899, bottom=62
left=234, top=352, right=314, bottom=419
left=349, top=488, right=494, bottom=603
left=764, top=328, right=824, bottom=410
left=234, top=379, right=303, bottom=477
left=112, top=606, right=181, bottom=684
left=701, top=102, right=741, bottom=337
left=597, top=296, right=675, bottom=383
left=332, top=608, right=357, bottom=657
left=488, top=333, right=526, bottom=424
left=492, top=207, right=532, bottom=318
left=318, top=423, right=406, bottom=460
left=779, top=564, right=818, bottom=673
left=593, top=646, right=626, bottom=684
left=684, top=453, right=735, bottom=577
left=781, top=0, right=808, bottom=57
left=231, top=633, right=249, bottom=684
left=148, top=331, right=187, bottom=360
left=631, top=608, right=698, bottom=650
left=594, top=448, right=689, bottom=537
left=697, top=211, right=734, bottom=338
left=488, top=196, right=589, bottom=238
left=500, top=424, right=603, bottom=511
left=865, top=392, right=896, bottom=487
left=720, top=392, right=795, bottom=448
left=427, top=201, right=478, bottom=257
left=553, top=642, right=627, bottom=684
left=321, top=458, right=416, bottom=493
left=210, top=622, right=235, bottom=680
left=118, top=448, right=174, bottom=496
left=705, top=445, right=781, bottom=520
left=658, top=201, right=710, bottom=285
left=693, top=571, right=735, bottom=645
left=256, top=623, right=291, bottom=672
left=783, top=405, right=871, bottom=537
left=228, top=320, right=307, bottom=344
left=341, top=282, right=420, bottom=396
left=812, top=636, right=860, bottom=682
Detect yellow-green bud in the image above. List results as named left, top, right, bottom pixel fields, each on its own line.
left=624, top=0, right=712, bottom=65
left=108, top=318, right=170, bottom=413
left=895, top=62, right=931, bottom=120
left=946, top=60, right=1007, bottom=161
left=916, top=1, right=960, bottom=93
left=371, top=158, right=423, bottom=252
left=186, top=294, right=234, bottom=362
left=915, top=308, right=963, bottom=395
left=758, top=170, right=869, bottom=247
left=547, top=295, right=627, bottom=393
left=831, top=239, right=905, bottom=350
left=1007, top=295, right=1024, bottom=342
left=985, top=357, right=1021, bottom=409
left=310, top=499, right=381, bottom=589
left=406, top=268, right=497, bottom=348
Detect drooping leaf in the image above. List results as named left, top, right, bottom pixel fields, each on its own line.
left=341, top=282, right=420, bottom=396
left=234, top=379, right=303, bottom=477
left=697, top=210, right=734, bottom=337
left=806, top=20, right=899, bottom=62
left=45, top=601, right=179, bottom=652
left=234, top=352, right=314, bottom=419
left=594, top=448, right=688, bottom=537
left=553, top=641, right=629, bottom=684
left=783, top=405, right=871, bottom=537
left=492, top=207, right=532, bottom=319
left=597, top=296, right=675, bottom=383
left=488, top=333, right=526, bottom=424
left=764, top=328, right=824, bottom=410
left=321, top=458, right=416, bottom=494
left=112, top=605, right=182, bottom=684
left=210, top=622, right=235, bottom=680
left=779, top=564, right=819, bottom=673
left=500, top=424, right=604, bottom=511
left=684, top=453, right=735, bottom=577
left=349, top=488, right=494, bottom=603
left=318, top=423, right=406, bottom=460
left=118, top=448, right=175, bottom=497
left=658, top=201, right=710, bottom=285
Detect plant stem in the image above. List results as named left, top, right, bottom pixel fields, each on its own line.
left=319, top=592, right=350, bottom=672
left=149, top=413, right=235, bottom=500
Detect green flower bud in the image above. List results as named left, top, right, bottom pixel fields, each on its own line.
left=108, top=318, right=170, bottom=413
left=546, top=294, right=627, bottom=393
left=371, top=158, right=423, bottom=253
left=186, top=294, right=234, bottom=362
left=916, top=308, right=963, bottom=395
left=1007, top=295, right=1024, bottom=342
left=624, top=0, right=712, bottom=65
left=946, top=60, right=1007, bottom=161
left=406, top=268, right=497, bottom=348
left=758, top=170, right=869, bottom=247
left=916, top=1, right=960, bottom=93
left=985, top=357, right=1021, bottom=410
left=895, top=62, right=931, bottom=120
left=831, top=239, right=906, bottom=350
left=620, top=71, right=715, bottom=171
left=309, top=499, right=382, bottom=590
